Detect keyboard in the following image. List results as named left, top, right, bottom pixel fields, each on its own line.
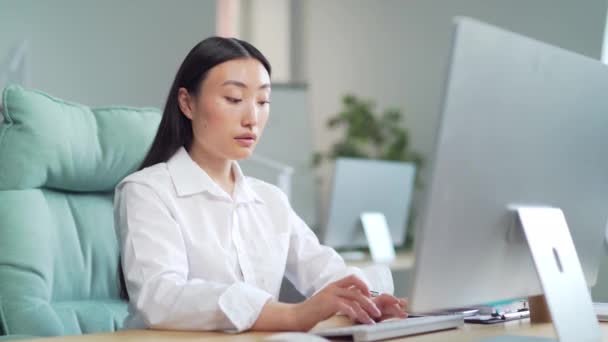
left=314, top=315, right=464, bottom=342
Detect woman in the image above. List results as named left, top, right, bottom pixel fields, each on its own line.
left=114, top=37, right=408, bottom=333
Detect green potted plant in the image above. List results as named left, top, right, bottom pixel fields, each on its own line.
left=313, top=94, right=423, bottom=248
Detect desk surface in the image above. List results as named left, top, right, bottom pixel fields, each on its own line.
left=19, top=316, right=608, bottom=342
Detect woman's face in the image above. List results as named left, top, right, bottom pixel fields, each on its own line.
left=180, top=57, right=271, bottom=161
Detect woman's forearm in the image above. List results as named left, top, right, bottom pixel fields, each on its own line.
left=251, top=301, right=301, bottom=331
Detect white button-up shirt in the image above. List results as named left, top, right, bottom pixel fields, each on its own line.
left=114, top=147, right=393, bottom=332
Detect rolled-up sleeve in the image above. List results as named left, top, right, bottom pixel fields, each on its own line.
left=282, top=200, right=394, bottom=297
left=115, top=182, right=272, bottom=332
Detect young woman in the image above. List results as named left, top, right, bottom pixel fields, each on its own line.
left=114, top=37, right=408, bottom=333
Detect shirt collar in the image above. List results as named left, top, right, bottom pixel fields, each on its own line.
left=166, top=147, right=264, bottom=204
left=231, top=161, right=265, bottom=204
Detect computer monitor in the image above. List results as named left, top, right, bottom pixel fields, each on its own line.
left=409, top=18, right=608, bottom=340
left=321, top=158, right=416, bottom=249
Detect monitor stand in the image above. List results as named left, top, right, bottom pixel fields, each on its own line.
left=337, top=212, right=397, bottom=263
left=481, top=206, right=601, bottom=342
left=360, top=212, right=396, bottom=263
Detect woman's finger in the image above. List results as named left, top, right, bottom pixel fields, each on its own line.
left=375, top=305, right=408, bottom=322
left=373, top=294, right=407, bottom=319
left=373, top=293, right=400, bottom=311
left=336, top=287, right=381, bottom=318
left=336, top=300, right=358, bottom=322
left=398, top=297, right=408, bottom=309
left=377, top=302, right=405, bottom=319
left=388, top=303, right=408, bottom=318
left=332, top=275, right=370, bottom=296
left=376, top=294, right=408, bottom=312
left=350, top=300, right=375, bottom=325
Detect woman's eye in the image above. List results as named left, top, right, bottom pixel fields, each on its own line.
left=225, top=96, right=242, bottom=104
left=258, top=100, right=270, bottom=105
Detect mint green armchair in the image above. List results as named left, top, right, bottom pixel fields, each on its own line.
left=0, top=85, right=160, bottom=339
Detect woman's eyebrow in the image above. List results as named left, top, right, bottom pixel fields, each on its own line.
left=221, top=80, right=271, bottom=90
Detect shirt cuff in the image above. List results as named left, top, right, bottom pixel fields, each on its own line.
left=218, top=282, right=273, bottom=332
left=360, top=264, right=394, bottom=295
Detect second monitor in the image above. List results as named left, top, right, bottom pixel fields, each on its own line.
left=321, top=158, right=416, bottom=250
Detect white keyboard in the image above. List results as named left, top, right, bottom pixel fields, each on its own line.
left=314, top=315, right=464, bottom=342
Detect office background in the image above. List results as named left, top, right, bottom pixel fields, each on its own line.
left=2, top=0, right=608, bottom=299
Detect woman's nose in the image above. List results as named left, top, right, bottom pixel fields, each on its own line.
left=242, top=102, right=259, bottom=127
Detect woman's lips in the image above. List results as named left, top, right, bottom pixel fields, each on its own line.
left=235, top=137, right=255, bottom=147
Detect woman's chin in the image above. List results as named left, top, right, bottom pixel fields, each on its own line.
left=231, top=148, right=254, bottom=160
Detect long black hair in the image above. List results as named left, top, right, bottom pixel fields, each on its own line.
left=119, top=37, right=271, bottom=300
left=139, top=36, right=272, bottom=170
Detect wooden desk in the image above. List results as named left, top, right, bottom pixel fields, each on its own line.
left=18, top=316, right=608, bottom=342
left=14, top=253, right=594, bottom=341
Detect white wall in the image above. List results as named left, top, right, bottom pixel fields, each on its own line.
left=0, top=0, right=216, bottom=108
left=306, top=0, right=608, bottom=224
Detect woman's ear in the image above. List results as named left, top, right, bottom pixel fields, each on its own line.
left=177, top=87, right=194, bottom=120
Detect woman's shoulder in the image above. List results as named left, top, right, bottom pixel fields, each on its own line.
left=115, top=162, right=172, bottom=193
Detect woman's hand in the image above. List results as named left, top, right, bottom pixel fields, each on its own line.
left=253, top=275, right=409, bottom=332
left=292, top=274, right=383, bottom=331
left=371, top=294, right=408, bottom=321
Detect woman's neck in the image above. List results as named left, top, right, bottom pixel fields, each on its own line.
left=188, top=145, right=235, bottom=196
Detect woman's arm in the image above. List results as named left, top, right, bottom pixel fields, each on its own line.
left=253, top=274, right=384, bottom=331
left=283, top=202, right=394, bottom=297
left=278, top=195, right=406, bottom=326
left=115, top=181, right=272, bottom=332
left=251, top=302, right=298, bottom=330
